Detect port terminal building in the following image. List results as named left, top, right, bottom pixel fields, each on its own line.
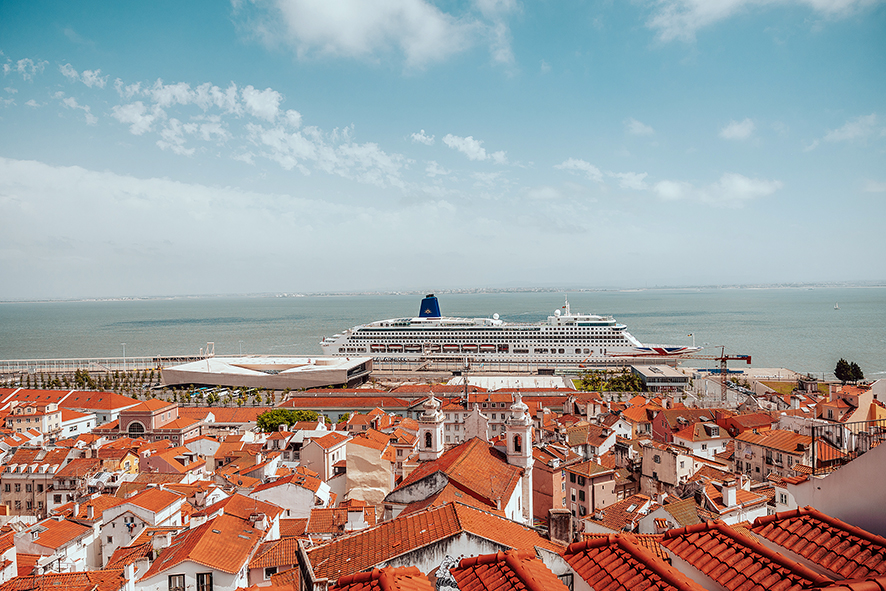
left=161, top=356, right=372, bottom=390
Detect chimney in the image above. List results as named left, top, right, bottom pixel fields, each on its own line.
left=87, top=505, right=94, bottom=520
left=722, top=479, right=737, bottom=507
left=73, top=502, right=80, bottom=517
left=548, top=509, right=573, bottom=545
left=278, top=423, right=286, bottom=433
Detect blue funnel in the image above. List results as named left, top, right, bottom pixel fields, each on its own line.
left=419, top=294, right=441, bottom=318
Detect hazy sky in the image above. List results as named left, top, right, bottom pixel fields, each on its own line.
left=1, top=0, right=884, bottom=299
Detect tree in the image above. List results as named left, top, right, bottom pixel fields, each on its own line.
left=338, top=413, right=350, bottom=423
left=835, top=358, right=852, bottom=384
left=256, top=408, right=319, bottom=432
left=850, top=362, right=864, bottom=383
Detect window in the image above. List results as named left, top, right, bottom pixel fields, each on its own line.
left=14, top=484, right=20, bottom=493
left=54, top=494, right=61, bottom=504
left=26, top=484, right=32, bottom=492
left=578, top=490, right=585, bottom=502
left=264, top=567, right=278, bottom=580
left=197, top=572, right=213, bottom=591
left=779, top=493, right=788, bottom=505
left=3, top=485, right=8, bottom=493
left=37, top=484, right=43, bottom=492
left=168, top=574, right=185, bottom=591
left=653, top=454, right=661, bottom=464
left=107, top=536, right=113, bottom=544
left=679, top=461, right=685, bottom=469
left=701, top=444, right=707, bottom=451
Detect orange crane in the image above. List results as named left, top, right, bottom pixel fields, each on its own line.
left=682, top=347, right=752, bottom=403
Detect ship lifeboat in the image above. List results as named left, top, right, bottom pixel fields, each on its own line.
left=387, top=344, right=404, bottom=352
left=498, top=344, right=509, bottom=352
left=479, top=344, right=495, bottom=353
left=427, top=344, right=442, bottom=353
left=404, top=344, right=422, bottom=353
left=370, top=344, right=386, bottom=352
left=462, top=344, right=479, bottom=352
left=442, top=344, right=460, bottom=352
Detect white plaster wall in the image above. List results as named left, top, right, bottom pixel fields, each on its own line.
left=790, top=442, right=886, bottom=537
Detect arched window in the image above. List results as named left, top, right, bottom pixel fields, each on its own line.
left=514, top=434, right=522, bottom=453
left=128, top=422, right=145, bottom=436
left=425, top=432, right=432, bottom=449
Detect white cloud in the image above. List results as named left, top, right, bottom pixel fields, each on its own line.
left=60, top=64, right=108, bottom=88
left=441, top=134, right=508, bottom=163
left=244, top=0, right=479, bottom=68
left=114, top=79, right=142, bottom=98
left=719, top=118, right=756, bottom=140
left=411, top=129, right=435, bottom=145
left=425, top=161, right=449, bottom=177
left=625, top=118, right=654, bottom=136
left=56, top=92, right=98, bottom=125
left=653, top=172, right=782, bottom=207
left=526, top=186, right=562, bottom=200
left=540, top=60, right=551, bottom=73
left=646, top=0, right=880, bottom=42
left=241, top=85, right=282, bottom=122
left=823, top=113, right=878, bottom=142
left=111, top=101, right=165, bottom=135
left=59, top=63, right=79, bottom=81
left=157, top=118, right=196, bottom=156
left=4, top=58, right=47, bottom=81
left=863, top=180, right=886, bottom=193
left=25, top=99, right=39, bottom=107
left=609, top=171, right=649, bottom=190
left=554, top=158, right=604, bottom=183
left=81, top=69, right=107, bottom=88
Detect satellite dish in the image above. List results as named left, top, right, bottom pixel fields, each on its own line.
left=493, top=313, right=499, bottom=320
left=554, top=309, right=561, bottom=316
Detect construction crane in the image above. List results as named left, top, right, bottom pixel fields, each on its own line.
left=682, top=347, right=752, bottom=403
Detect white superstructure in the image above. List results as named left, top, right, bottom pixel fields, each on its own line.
left=320, top=294, right=699, bottom=363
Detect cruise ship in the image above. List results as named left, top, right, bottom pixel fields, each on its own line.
left=320, top=294, right=700, bottom=363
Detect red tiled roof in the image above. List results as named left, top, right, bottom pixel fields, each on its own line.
left=660, top=520, right=833, bottom=591
left=332, top=566, right=435, bottom=591
left=249, top=537, right=302, bottom=569
left=127, top=487, right=184, bottom=513
left=394, top=438, right=522, bottom=507
left=736, top=429, right=812, bottom=455
left=564, top=534, right=705, bottom=591
left=453, top=549, right=570, bottom=591
left=312, top=431, right=350, bottom=449
left=589, top=494, right=660, bottom=533
left=139, top=514, right=263, bottom=579
left=0, top=569, right=126, bottom=591
left=307, top=506, right=377, bottom=534
left=751, top=506, right=886, bottom=580
left=26, top=518, right=92, bottom=551
left=105, top=542, right=153, bottom=569
left=280, top=518, right=309, bottom=538
left=306, top=502, right=563, bottom=581
left=280, top=396, right=413, bottom=409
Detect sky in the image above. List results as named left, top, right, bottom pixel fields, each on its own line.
left=0, top=0, right=884, bottom=300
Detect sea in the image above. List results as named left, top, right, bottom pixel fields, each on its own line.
left=1, top=287, right=884, bottom=381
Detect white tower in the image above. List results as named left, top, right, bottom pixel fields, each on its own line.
left=505, top=392, right=534, bottom=523
left=418, top=394, right=445, bottom=461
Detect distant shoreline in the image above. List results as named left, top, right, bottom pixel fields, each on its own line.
left=1, top=280, right=884, bottom=305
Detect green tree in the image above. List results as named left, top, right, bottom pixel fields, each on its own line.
left=338, top=412, right=350, bottom=423
left=835, top=358, right=852, bottom=384
left=256, top=408, right=319, bottom=432
left=850, top=362, right=864, bottom=383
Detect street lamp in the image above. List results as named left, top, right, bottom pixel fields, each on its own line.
left=121, top=343, right=126, bottom=372
left=238, top=340, right=244, bottom=356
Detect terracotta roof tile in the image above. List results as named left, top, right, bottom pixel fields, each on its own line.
left=0, top=569, right=126, bottom=591
left=313, top=431, right=350, bottom=449
left=588, top=494, right=660, bottom=533
left=307, top=506, right=377, bottom=534
left=394, top=438, right=522, bottom=507
left=25, top=517, right=92, bottom=551
left=660, top=520, right=834, bottom=591
left=564, top=534, right=706, bottom=591
left=332, top=566, right=435, bottom=591
left=751, top=506, right=886, bottom=580
left=139, top=513, right=263, bottom=580
left=249, top=537, right=302, bottom=569
left=452, top=549, right=569, bottom=591
left=105, top=542, right=153, bottom=569
left=127, top=488, right=184, bottom=513
left=306, top=502, right=563, bottom=581
left=280, top=518, right=309, bottom=538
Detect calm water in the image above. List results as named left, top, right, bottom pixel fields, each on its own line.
left=1, top=287, right=884, bottom=380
